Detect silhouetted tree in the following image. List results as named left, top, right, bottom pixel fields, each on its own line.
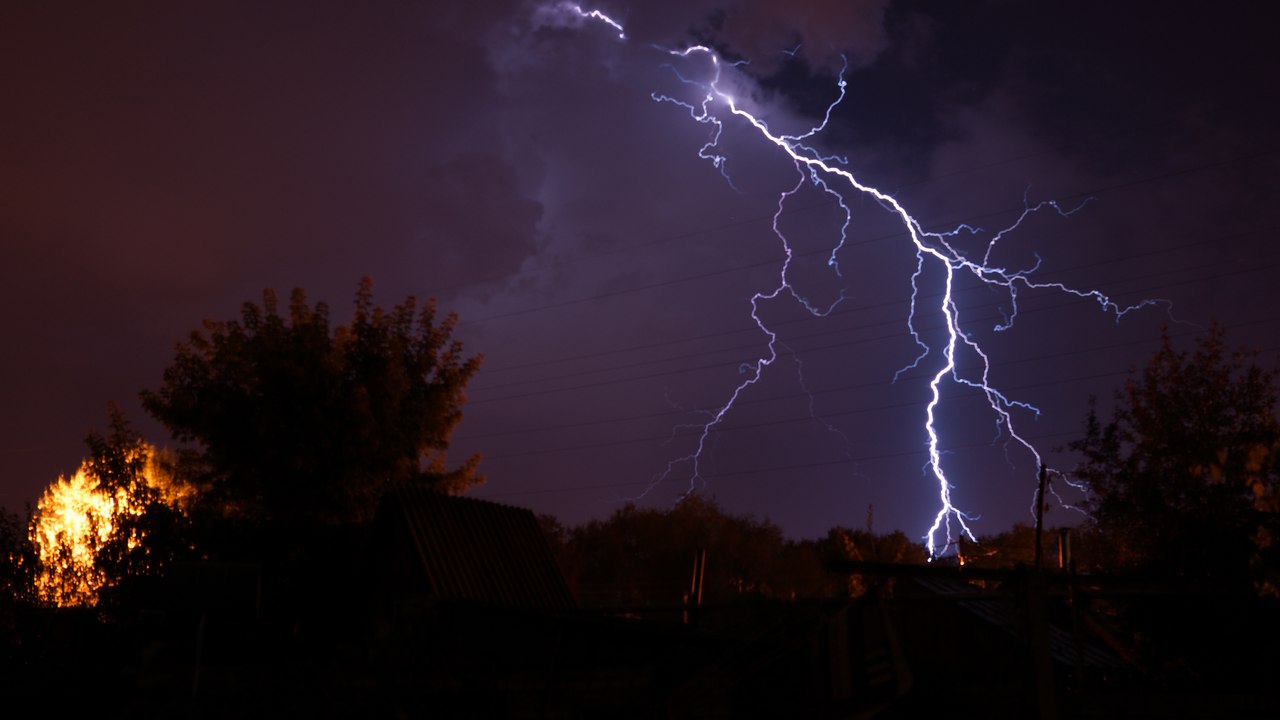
left=557, top=496, right=814, bottom=606
left=1066, top=326, right=1280, bottom=687
left=0, top=506, right=32, bottom=606
left=966, top=522, right=1108, bottom=572
left=83, top=406, right=193, bottom=607
left=1069, top=324, right=1280, bottom=588
left=819, top=526, right=928, bottom=597
left=549, top=497, right=921, bottom=606
left=142, top=278, right=482, bottom=537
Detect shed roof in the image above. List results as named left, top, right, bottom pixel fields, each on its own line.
left=379, top=483, right=574, bottom=611
left=911, top=576, right=1131, bottom=671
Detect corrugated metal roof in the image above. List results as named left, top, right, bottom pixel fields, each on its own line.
left=380, top=483, right=575, bottom=611
left=912, top=576, right=1130, bottom=671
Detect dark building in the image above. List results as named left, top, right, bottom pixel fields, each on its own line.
left=374, top=483, right=575, bottom=613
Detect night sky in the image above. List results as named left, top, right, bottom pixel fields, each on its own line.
left=3, top=1, right=1277, bottom=544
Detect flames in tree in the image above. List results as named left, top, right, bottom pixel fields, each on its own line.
left=28, top=445, right=191, bottom=607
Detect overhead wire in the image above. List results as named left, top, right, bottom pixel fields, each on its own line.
left=463, top=243, right=1280, bottom=405
left=445, top=81, right=1279, bottom=502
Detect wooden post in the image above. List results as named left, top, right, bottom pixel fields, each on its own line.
left=1034, top=464, right=1047, bottom=572
left=1027, top=573, right=1058, bottom=720
left=1030, top=465, right=1057, bottom=718
left=686, top=547, right=706, bottom=627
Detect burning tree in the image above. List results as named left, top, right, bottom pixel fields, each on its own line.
left=28, top=413, right=194, bottom=607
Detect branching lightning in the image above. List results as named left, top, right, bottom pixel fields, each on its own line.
left=550, top=5, right=1165, bottom=557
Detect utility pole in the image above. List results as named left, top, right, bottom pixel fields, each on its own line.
left=1029, top=463, right=1057, bottom=719
left=1034, top=463, right=1047, bottom=572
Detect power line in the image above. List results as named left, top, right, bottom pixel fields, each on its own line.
left=472, top=337, right=1280, bottom=464
left=478, top=427, right=1092, bottom=499
left=473, top=225, right=1263, bottom=378
left=464, top=252, right=1280, bottom=405
left=456, top=315, right=1280, bottom=442
left=456, top=144, right=1277, bottom=327
left=466, top=245, right=1240, bottom=396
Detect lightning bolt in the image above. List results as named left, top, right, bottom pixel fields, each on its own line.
left=551, top=5, right=1165, bottom=557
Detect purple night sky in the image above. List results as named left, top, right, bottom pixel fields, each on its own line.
left=3, top=1, right=1277, bottom=543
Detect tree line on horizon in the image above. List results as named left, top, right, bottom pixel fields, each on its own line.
left=0, top=277, right=1277, bottom=615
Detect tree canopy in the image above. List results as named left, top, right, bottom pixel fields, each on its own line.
left=141, top=278, right=482, bottom=530
left=1069, top=325, right=1280, bottom=588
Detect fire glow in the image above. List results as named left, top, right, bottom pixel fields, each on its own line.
left=29, top=446, right=188, bottom=607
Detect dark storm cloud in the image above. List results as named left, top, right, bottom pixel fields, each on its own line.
left=701, top=0, right=891, bottom=73
left=981, top=1, right=1278, bottom=178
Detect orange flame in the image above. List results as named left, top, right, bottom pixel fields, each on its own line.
left=29, top=447, right=188, bottom=607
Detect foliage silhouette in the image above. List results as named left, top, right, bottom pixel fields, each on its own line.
left=0, top=506, right=32, bottom=607
left=142, top=278, right=483, bottom=540
left=83, top=406, right=192, bottom=608
left=1069, top=324, right=1280, bottom=588
left=546, top=495, right=926, bottom=607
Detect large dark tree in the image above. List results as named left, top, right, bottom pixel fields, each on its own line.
left=142, top=278, right=482, bottom=531
left=1069, top=325, right=1280, bottom=587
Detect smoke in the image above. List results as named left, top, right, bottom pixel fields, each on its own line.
left=708, top=0, right=891, bottom=75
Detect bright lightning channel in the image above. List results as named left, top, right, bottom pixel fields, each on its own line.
left=555, top=5, right=1165, bottom=557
